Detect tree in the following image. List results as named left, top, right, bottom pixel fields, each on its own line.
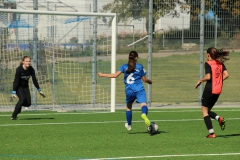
left=185, top=0, right=240, bottom=37
left=187, top=0, right=240, bottom=18
left=101, top=0, right=182, bottom=33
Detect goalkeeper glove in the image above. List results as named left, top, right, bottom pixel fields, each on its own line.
left=38, top=88, right=46, bottom=98
left=10, top=91, right=17, bottom=102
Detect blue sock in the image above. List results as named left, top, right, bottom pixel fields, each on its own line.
left=141, top=106, right=148, bottom=115
left=126, top=110, right=132, bottom=125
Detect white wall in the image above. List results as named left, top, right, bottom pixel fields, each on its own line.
left=15, top=0, right=92, bottom=43
left=156, top=4, right=190, bottom=31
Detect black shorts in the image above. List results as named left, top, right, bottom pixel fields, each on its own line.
left=16, top=87, right=31, bottom=107
left=201, top=90, right=220, bottom=108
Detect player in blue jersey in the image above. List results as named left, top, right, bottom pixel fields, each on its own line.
left=98, top=51, right=152, bottom=131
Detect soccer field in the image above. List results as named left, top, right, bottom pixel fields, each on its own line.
left=0, top=107, right=240, bottom=160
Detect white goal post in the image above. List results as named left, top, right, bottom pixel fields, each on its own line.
left=0, top=9, right=117, bottom=112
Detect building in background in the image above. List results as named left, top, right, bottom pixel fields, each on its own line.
left=1, top=0, right=191, bottom=46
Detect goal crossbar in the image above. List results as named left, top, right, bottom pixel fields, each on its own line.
left=0, top=9, right=117, bottom=112
left=0, top=9, right=116, bottom=17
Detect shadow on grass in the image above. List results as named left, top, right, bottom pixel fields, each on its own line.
left=128, top=130, right=168, bottom=135
left=217, top=133, right=240, bottom=138
left=149, top=131, right=168, bottom=136
left=21, top=118, right=55, bottom=120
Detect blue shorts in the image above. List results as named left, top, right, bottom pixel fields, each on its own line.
left=125, top=89, right=147, bottom=104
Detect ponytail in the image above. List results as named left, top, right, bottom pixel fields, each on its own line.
left=207, top=47, right=230, bottom=63
left=126, top=51, right=138, bottom=73
left=216, top=49, right=230, bottom=62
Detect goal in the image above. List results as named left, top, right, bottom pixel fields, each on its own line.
left=0, top=9, right=117, bottom=112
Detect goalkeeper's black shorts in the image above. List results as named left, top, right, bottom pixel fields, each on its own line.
left=16, top=87, right=31, bottom=107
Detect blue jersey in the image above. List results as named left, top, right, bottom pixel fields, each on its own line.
left=119, top=63, right=146, bottom=92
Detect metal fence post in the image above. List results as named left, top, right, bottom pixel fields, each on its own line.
left=199, top=0, right=205, bottom=105
left=32, top=0, right=38, bottom=108
left=182, top=16, right=184, bottom=47
left=92, top=0, right=97, bottom=107
left=52, top=42, right=55, bottom=110
left=215, top=15, right=218, bottom=48
left=148, top=0, right=153, bottom=107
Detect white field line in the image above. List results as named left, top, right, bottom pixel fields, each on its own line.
left=1, top=108, right=240, bottom=117
left=150, top=109, right=240, bottom=113
left=0, top=117, right=240, bottom=127
left=84, top=152, right=240, bottom=160
left=0, top=112, right=111, bottom=117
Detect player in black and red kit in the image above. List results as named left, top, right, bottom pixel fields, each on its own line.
left=11, top=56, right=45, bottom=120
left=195, top=47, right=229, bottom=138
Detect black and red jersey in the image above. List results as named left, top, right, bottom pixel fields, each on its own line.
left=204, top=60, right=227, bottom=94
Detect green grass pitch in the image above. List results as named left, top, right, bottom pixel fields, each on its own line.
left=1, top=52, right=239, bottom=105
left=0, top=107, right=240, bottom=160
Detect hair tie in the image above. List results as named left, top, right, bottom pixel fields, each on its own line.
left=129, top=56, right=134, bottom=60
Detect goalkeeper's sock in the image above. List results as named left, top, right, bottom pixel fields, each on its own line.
left=126, top=110, right=132, bottom=125
left=141, top=106, right=148, bottom=115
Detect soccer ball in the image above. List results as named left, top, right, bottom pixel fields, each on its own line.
left=147, top=122, right=159, bottom=134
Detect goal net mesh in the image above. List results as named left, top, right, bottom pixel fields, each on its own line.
left=0, top=11, right=113, bottom=112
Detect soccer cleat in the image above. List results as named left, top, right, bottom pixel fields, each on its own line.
left=125, top=123, right=132, bottom=131
left=218, top=117, right=225, bottom=131
left=11, top=117, right=17, bottom=120
left=205, top=133, right=216, bottom=138
left=141, top=114, right=151, bottom=126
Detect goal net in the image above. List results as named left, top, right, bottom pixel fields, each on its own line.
left=0, top=9, right=117, bottom=112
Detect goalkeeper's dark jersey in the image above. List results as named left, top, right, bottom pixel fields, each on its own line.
left=13, top=65, right=40, bottom=91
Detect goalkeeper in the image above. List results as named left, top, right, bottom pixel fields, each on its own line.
left=10, top=56, right=45, bottom=120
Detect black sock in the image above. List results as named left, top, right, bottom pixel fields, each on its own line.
left=203, top=116, right=213, bottom=130
left=208, top=111, right=217, bottom=120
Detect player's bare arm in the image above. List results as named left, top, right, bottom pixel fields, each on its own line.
left=141, top=76, right=152, bottom=84
left=223, top=70, right=229, bottom=81
left=98, top=71, right=121, bottom=78
left=195, top=73, right=211, bottom=88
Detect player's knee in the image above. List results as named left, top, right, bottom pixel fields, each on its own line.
left=25, top=103, right=31, bottom=107
left=17, top=99, right=25, bottom=105
left=202, top=107, right=209, bottom=117
left=22, top=101, right=31, bottom=107
left=140, top=103, right=147, bottom=107
left=24, top=101, right=31, bottom=107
